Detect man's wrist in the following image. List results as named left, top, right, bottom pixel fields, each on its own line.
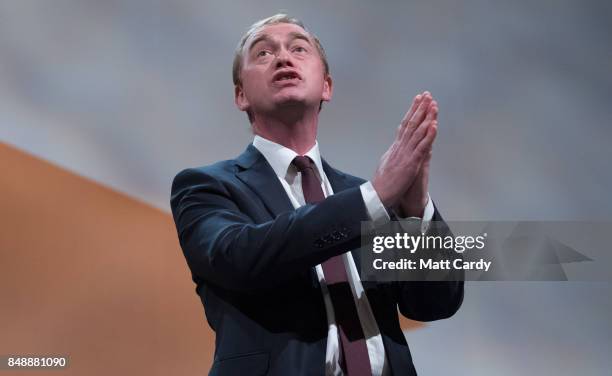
left=394, top=193, right=434, bottom=234
left=397, top=196, right=429, bottom=218
left=398, top=204, right=425, bottom=218
left=359, top=181, right=390, bottom=228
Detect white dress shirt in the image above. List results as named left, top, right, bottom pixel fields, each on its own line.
left=252, top=135, right=434, bottom=376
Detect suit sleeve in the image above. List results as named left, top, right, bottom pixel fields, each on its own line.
left=170, top=168, right=370, bottom=292
left=392, top=203, right=465, bottom=321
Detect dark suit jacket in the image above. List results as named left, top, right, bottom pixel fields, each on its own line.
left=170, top=143, right=463, bottom=376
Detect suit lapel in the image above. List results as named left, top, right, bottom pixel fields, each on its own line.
left=235, top=144, right=295, bottom=217
left=321, top=158, right=352, bottom=194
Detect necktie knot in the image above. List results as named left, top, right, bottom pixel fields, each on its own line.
left=292, top=155, right=324, bottom=204
left=292, top=155, right=314, bottom=173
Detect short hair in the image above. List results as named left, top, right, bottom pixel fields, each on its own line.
left=232, top=13, right=330, bottom=87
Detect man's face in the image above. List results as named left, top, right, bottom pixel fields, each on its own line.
left=235, top=23, right=332, bottom=117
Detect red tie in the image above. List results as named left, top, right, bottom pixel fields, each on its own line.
left=292, top=156, right=372, bottom=376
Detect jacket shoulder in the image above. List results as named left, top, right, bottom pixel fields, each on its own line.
left=171, top=159, right=239, bottom=195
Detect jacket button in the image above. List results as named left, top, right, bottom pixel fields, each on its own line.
left=332, top=231, right=343, bottom=241
left=323, top=234, right=334, bottom=244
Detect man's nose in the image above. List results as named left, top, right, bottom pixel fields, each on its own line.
left=275, top=48, right=295, bottom=68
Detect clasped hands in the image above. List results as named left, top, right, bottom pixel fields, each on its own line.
left=372, top=91, right=438, bottom=218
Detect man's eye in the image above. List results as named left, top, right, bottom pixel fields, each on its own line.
left=257, top=50, right=271, bottom=57
left=293, top=46, right=307, bottom=53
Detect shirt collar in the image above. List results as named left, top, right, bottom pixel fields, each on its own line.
left=252, top=134, right=325, bottom=180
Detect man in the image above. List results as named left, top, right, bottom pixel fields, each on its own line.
left=171, top=14, right=463, bottom=376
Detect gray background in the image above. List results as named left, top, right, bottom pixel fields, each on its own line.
left=1, top=0, right=611, bottom=374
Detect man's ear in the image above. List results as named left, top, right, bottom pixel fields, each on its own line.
left=234, top=84, right=250, bottom=111
left=321, top=74, right=333, bottom=102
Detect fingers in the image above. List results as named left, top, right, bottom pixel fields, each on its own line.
left=398, top=91, right=438, bottom=174
left=398, top=90, right=431, bottom=136
left=402, top=94, right=423, bottom=125
left=426, top=100, right=438, bottom=123
left=409, top=92, right=432, bottom=128
left=421, top=99, right=438, bottom=132
left=414, top=119, right=437, bottom=160
left=397, top=94, right=423, bottom=137
left=407, top=101, right=438, bottom=150
left=400, top=92, right=431, bottom=141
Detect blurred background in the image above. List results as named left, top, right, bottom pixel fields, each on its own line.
left=1, top=0, right=611, bottom=374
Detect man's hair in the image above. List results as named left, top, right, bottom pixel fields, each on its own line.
left=232, top=13, right=330, bottom=87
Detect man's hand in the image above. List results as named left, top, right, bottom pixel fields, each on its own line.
left=398, top=95, right=437, bottom=217
left=372, top=91, right=438, bottom=209
left=397, top=149, right=432, bottom=217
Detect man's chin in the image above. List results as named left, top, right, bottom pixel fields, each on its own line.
left=273, top=96, right=308, bottom=110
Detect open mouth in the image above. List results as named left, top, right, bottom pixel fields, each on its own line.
left=273, top=70, right=301, bottom=83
